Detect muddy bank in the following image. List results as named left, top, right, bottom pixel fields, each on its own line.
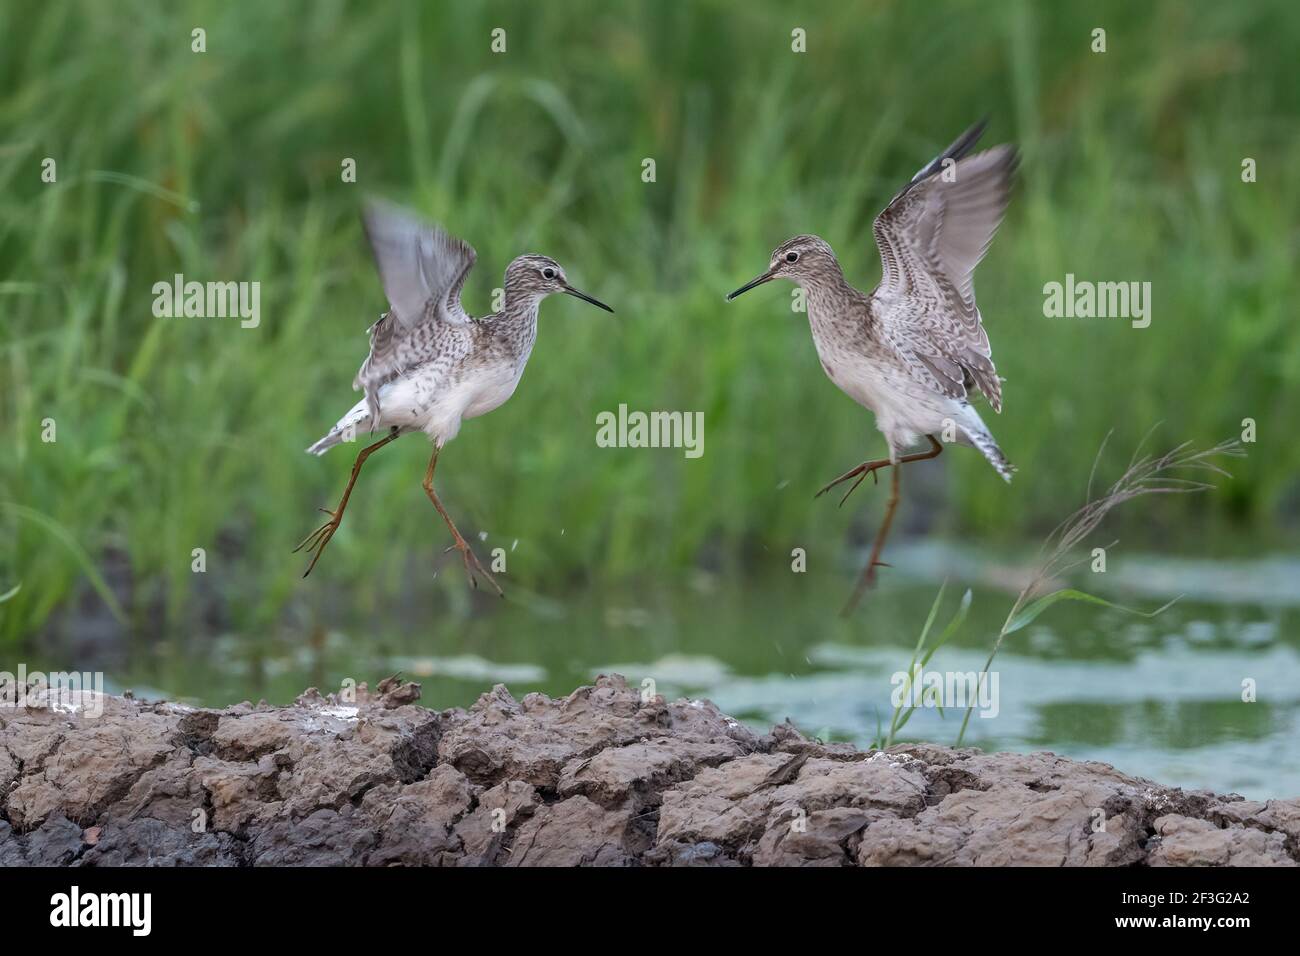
left=1, top=674, right=1296, bottom=866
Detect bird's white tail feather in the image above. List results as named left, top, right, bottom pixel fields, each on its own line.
left=967, top=430, right=1015, bottom=482
left=972, top=431, right=1008, bottom=481
left=956, top=406, right=1015, bottom=482
left=306, top=400, right=371, bottom=456
left=306, top=431, right=342, bottom=456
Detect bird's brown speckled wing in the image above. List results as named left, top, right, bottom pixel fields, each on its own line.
left=362, top=199, right=477, bottom=328
left=353, top=200, right=477, bottom=422
left=870, top=125, right=1017, bottom=412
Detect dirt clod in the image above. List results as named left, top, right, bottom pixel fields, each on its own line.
left=1, top=675, right=1294, bottom=866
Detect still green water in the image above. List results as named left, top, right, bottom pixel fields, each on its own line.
left=90, top=542, right=1299, bottom=800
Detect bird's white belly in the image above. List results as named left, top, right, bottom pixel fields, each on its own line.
left=370, top=375, right=430, bottom=428
left=462, top=362, right=524, bottom=420
left=374, top=362, right=522, bottom=445
left=817, top=348, right=955, bottom=451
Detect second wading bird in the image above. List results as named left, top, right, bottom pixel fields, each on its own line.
left=727, top=121, right=1017, bottom=612
left=298, top=200, right=614, bottom=589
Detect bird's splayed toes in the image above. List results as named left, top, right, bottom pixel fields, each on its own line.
left=815, top=459, right=889, bottom=507
left=443, top=539, right=504, bottom=596
left=293, top=508, right=342, bottom=578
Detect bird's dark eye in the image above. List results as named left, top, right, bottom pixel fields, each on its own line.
left=785, top=251, right=799, bottom=263
left=542, top=268, right=556, bottom=280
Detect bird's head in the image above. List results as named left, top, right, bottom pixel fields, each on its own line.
left=504, top=255, right=613, bottom=312
left=726, top=235, right=840, bottom=300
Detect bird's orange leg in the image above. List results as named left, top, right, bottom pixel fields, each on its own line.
left=839, top=436, right=944, bottom=614
left=816, top=435, right=944, bottom=508
left=422, top=448, right=503, bottom=596
left=843, top=464, right=903, bottom=614
left=295, top=429, right=399, bottom=577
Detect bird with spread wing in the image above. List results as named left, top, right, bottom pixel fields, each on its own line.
left=298, top=200, right=614, bottom=589
left=727, top=120, right=1018, bottom=611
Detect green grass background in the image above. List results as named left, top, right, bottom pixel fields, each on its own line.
left=2, top=0, right=1297, bottom=645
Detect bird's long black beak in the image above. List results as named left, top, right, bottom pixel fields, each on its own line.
left=562, top=284, right=614, bottom=313
left=726, top=270, right=776, bottom=301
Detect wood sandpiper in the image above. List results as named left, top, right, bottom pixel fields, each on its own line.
left=298, top=199, right=614, bottom=589
left=727, top=120, right=1017, bottom=611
